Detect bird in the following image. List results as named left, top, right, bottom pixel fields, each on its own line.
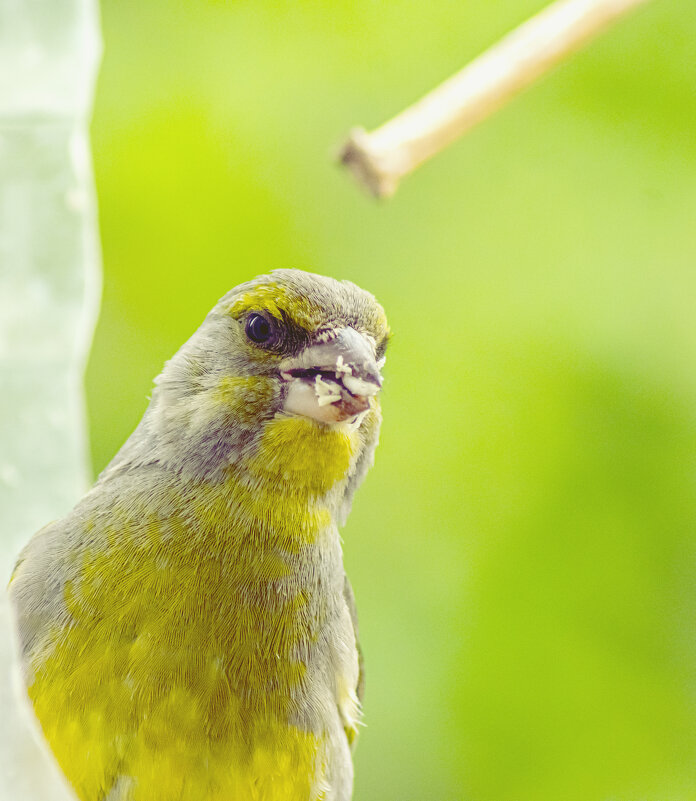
left=8, top=268, right=390, bottom=801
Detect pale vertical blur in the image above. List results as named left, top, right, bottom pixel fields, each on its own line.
left=0, top=0, right=101, bottom=798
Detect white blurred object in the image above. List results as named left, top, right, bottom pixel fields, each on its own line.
left=0, top=1, right=102, bottom=798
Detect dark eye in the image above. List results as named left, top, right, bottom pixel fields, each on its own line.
left=245, top=313, right=273, bottom=344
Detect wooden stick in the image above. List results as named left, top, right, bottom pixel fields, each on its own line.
left=339, top=0, right=651, bottom=198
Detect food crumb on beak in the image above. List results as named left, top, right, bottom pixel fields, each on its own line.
left=335, top=355, right=353, bottom=379
left=315, top=374, right=343, bottom=407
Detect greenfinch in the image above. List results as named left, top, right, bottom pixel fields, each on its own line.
left=9, top=269, right=389, bottom=801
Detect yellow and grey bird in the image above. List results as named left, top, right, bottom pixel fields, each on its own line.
left=9, top=269, right=390, bottom=801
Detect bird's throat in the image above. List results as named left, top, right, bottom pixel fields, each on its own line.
left=248, top=415, right=358, bottom=497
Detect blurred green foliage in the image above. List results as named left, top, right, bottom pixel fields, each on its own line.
left=88, top=1, right=696, bottom=798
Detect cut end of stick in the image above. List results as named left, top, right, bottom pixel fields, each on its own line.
left=338, top=128, right=400, bottom=199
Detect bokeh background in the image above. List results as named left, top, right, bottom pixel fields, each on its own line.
left=86, top=1, right=696, bottom=799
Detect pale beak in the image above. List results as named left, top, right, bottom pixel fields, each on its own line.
left=279, top=327, right=383, bottom=424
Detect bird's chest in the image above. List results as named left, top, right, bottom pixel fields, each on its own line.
left=29, top=468, right=358, bottom=801
left=31, top=532, right=355, bottom=801
left=128, top=517, right=348, bottom=709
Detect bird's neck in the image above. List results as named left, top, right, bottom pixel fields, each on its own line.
left=188, top=415, right=358, bottom=554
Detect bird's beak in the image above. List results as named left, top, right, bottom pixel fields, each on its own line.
left=279, top=327, right=384, bottom=424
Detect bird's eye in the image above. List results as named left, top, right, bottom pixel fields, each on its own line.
left=245, top=313, right=273, bottom=344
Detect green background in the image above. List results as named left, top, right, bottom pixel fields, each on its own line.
left=87, top=1, right=696, bottom=799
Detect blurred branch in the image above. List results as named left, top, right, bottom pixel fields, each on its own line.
left=339, top=0, right=651, bottom=198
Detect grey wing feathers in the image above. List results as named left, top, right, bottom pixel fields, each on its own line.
left=343, top=575, right=364, bottom=708
left=8, top=520, right=73, bottom=674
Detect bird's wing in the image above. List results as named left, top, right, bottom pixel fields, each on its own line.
left=342, top=574, right=364, bottom=748
left=9, top=520, right=74, bottom=672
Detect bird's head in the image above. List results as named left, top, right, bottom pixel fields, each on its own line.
left=217, top=268, right=389, bottom=427
left=128, top=270, right=389, bottom=497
